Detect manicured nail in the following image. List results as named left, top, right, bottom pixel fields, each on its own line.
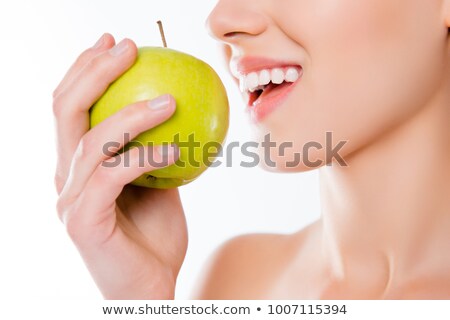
left=157, top=144, right=178, bottom=158
left=109, top=39, right=129, bottom=56
left=93, top=34, right=105, bottom=49
left=148, top=94, right=171, bottom=111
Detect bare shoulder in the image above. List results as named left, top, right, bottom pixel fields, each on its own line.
left=192, top=223, right=318, bottom=299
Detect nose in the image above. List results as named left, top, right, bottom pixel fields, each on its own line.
left=206, top=0, right=268, bottom=44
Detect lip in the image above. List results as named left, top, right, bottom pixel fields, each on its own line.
left=249, top=80, right=300, bottom=122
left=231, top=56, right=303, bottom=122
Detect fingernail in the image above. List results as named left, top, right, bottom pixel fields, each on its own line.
left=148, top=94, right=172, bottom=111
left=157, top=144, right=178, bottom=158
left=109, top=39, right=129, bottom=56
left=93, top=34, right=105, bottom=49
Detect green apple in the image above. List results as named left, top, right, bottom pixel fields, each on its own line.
left=90, top=47, right=229, bottom=188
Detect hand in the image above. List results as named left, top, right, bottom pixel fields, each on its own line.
left=53, top=33, right=188, bottom=299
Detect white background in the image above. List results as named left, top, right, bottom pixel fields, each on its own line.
left=0, top=0, right=320, bottom=300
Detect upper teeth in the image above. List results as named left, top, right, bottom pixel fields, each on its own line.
left=240, top=67, right=301, bottom=93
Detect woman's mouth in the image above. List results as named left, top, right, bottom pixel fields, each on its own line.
left=238, top=65, right=303, bottom=121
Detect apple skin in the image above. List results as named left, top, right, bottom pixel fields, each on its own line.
left=90, top=47, right=229, bottom=188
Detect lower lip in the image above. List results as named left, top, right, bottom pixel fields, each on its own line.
left=247, top=80, right=301, bottom=122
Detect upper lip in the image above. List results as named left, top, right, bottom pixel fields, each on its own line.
left=230, top=56, right=303, bottom=79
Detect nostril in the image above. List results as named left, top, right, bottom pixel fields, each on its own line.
left=224, top=32, right=239, bottom=38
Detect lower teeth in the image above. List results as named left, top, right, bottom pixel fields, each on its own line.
left=250, top=84, right=267, bottom=93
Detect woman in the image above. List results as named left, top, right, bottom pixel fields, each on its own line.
left=53, top=0, right=450, bottom=299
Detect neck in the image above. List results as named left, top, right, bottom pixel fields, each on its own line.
left=318, top=81, right=450, bottom=291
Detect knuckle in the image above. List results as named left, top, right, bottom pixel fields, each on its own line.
left=54, top=172, right=65, bottom=195
left=57, top=197, right=83, bottom=241
left=52, top=87, right=60, bottom=99
left=94, top=164, right=120, bottom=186
left=65, top=215, right=82, bottom=241
left=56, top=196, right=70, bottom=223
left=76, top=134, right=96, bottom=161
left=95, top=164, right=113, bottom=181
left=76, top=47, right=94, bottom=65
left=121, top=103, right=143, bottom=119
left=52, top=94, right=63, bottom=117
left=52, top=91, right=72, bottom=119
left=85, top=54, right=108, bottom=77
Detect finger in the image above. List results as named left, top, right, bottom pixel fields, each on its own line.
left=55, top=38, right=138, bottom=116
left=52, top=33, right=115, bottom=98
left=64, top=144, right=179, bottom=229
left=61, top=94, right=176, bottom=201
left=54, top=38, right=138, bottom=192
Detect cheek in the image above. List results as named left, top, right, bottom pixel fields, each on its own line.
left=264, top=0, right=446, bottom=171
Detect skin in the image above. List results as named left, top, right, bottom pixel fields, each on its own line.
left=54, top=0, right=450, bottom=299
left=54, top=36, right=187, bottom=299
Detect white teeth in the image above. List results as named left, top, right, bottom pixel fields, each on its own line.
left=245, top=72, right=259, bottom=92
left=239, top=66, right=302, bottom=93
left=271, top=68, right=284, bottom=84
left=258, top=69, right=271, bottom=86
left=285, top=67, right=300, bottom=83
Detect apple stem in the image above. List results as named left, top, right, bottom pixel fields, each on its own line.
left=157, top=20, right=167, bottom=48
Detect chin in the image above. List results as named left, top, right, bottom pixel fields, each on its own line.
left=259, top=162, right=321, bottom=173
left=256, top=145, right=330, bottom=173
